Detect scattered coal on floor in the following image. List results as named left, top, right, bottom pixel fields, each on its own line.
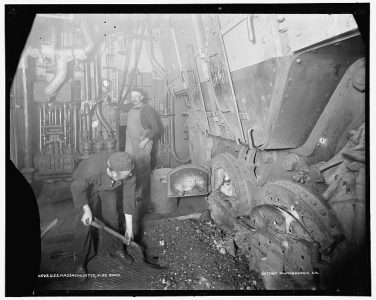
left=143, top=217, right=264, bottom=290
left=36, top=200, right=264, bottom=292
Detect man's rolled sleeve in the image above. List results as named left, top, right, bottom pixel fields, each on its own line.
left=122, top=175, right=136, bottom=215
left=71, top=179, right=90, bottom=210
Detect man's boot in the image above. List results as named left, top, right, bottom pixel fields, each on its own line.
left=109, top=245, right=134, bottom=264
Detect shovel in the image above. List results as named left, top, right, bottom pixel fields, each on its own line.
left=91, top=217, right=167, bottom=269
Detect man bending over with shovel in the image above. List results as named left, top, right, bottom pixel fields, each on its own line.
left=71, top=151, right=136, bottom=274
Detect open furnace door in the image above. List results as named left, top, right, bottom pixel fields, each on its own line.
left=167, top=164, right=210, bottom=198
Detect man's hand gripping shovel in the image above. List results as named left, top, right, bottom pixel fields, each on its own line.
left=91, top=217, right=167, bottom=270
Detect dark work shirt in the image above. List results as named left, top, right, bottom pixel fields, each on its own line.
left=71, top=151, right=136, bottom=215
left=115, top=103, right=163, bottom=141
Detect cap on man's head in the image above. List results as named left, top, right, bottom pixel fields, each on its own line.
left=131, top=87, right=149, bottom=99
left=108, top=152, right=134, bottom=171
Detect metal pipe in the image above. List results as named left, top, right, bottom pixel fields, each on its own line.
left=43, top=104, right=46, bottom=125
left=80, top=116, right=83, bottom=140
left=39, top=106, right=43, bottom=152
left=169, top=19, right=184, bottom=73
left=67, top=107, right=71, bottom=146
left=41, top=104, right=46, bottom=151
left=10, top=79, right=19, bottom=166
left=63, top=104, right=67, bottom=145
left=118, top=37, right=132, bottom=101
left=121, top=24, right=144, bottom=103
left=45, top=49, right=72, bottom=97
left=10, top=108, right=17, bottom=165
left=58, top=106, right=61, bottom=125
left=95, top=101, right=115, bottom=138
left=84, top=103, right=92, bottom=142
left=84, top=60, right=91, bottom=101
left=48, top=109, right=51, bottom=125
left=20, top=63, right=33, bottom=170
left=193, top=14, right=206, bottom=52
left=93, top=52, right=99, bottom=97
left=45, top=20, right=94, bottom=97
left=73, top=105, right=79, bottom=153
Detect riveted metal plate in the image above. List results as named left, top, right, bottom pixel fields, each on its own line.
left=285, top=14, right=359, bottom=52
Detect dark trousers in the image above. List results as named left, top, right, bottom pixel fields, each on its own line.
left=150, top=138, right=159, bottom=170
left=73, top=190, right=123, bottom=267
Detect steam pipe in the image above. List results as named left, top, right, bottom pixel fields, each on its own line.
left=63, top=104, right=67, bottom=145
left=122, top=38, right=143, bottom=102
left=73, top=104, right=79, bottom=153
left=59, top=106, right=62, bottom=125
left=169, top=20, right=184, bottom=73
left=45, top=49, right=73, bottom=97
left=21, top=65, right=31, bottom=168
left=121, top=23, right=144, bottom=103
left=84, top=103, right=92, bottom=140
left=84, top=60, right=92, bottom=101
left=145, top=19, right=165, bottom=76
left=67, top=107, right=71, bottom=146
left=94, top=52, right=99, bottom=97
left=18, top=48, right=39, bottom=173
left=45, top=21, right=94, bottom=97
left=118, top=37, right=132, bottom=101
left=39, top=106, right=43, bottom=151
left=95, top=101, right=115, bottom=138
left=42, top=104, right=46, bottom=150
left=10, top=80, right=19, bottom=166
left=193, top=14, right=206, bottom=52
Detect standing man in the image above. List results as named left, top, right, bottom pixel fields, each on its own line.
left=71, top=151, right=136, bottom=274
left=108, top=88, right=163, bottom=265
left=109, top=88, right=162, bottom=203
left=110, top=88, right=163, bottom=169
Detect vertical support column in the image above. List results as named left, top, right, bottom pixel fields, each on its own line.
left=84, top=61, right=92, bottom=142
left=39, top=106, right=43, bottom=152
left=20, top=56, right=34, bottom=182
left=73, top=103, right=79, bottom=153
left=10, top=79, right=19, bottom=166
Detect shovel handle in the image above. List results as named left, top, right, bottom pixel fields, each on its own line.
left=91, top=220, right=129, bottom=245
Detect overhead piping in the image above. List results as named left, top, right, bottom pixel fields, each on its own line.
left=44, top=20, right=94, bottom=97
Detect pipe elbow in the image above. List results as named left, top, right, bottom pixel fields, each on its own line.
left=44, top=21, right=93, bottom=97
left=44, top=49, right=73, bottom=97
